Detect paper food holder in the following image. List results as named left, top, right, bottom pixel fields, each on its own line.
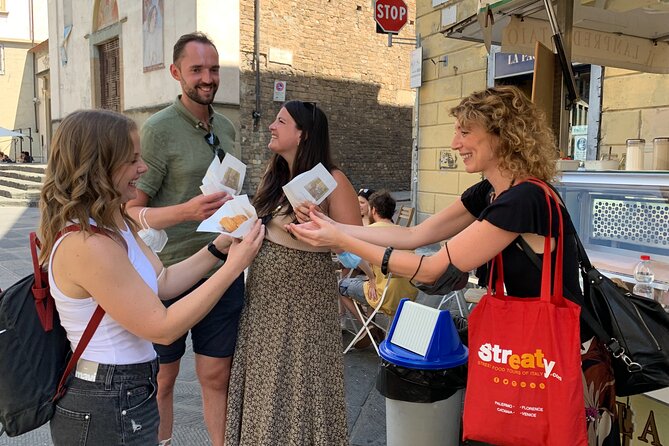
left=378, top=299, right=468, bottom=446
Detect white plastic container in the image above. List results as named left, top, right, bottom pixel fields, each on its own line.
left=652, top=137, right=669, bottom=170
left=625, top=139, right=645, bottom=171
left=633, top=255, right=654, bottom=299
left=386, top=390, right=464, bottom=446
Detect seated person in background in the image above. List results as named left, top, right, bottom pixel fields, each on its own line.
left=344, top=187, right=375, bottom=278
left=358, top=188, right=375, bottom=226
left=338, top=191, right=418, bottom=347
left=1, top=152, right=14, bottom=163
left=20, top=151, right=33, bottom=163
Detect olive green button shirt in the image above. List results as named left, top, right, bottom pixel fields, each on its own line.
left=137, top=96, right=236, bottom=267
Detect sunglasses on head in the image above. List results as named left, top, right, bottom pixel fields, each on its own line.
left=204, top=132, right=225, bottom=161
left=303, top=101, right=318, bottom=120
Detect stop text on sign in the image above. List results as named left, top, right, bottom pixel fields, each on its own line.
left=376, top=3, right=407, bottom=22
left=374, top=0, right=408, bottom=34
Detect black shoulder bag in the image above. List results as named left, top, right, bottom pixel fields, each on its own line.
left=518, top=234, right=669, bottom=396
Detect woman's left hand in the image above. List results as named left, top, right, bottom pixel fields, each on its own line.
left=294, top=201, right=322, bottom=224
left=287, top=210, right=341, bottom=248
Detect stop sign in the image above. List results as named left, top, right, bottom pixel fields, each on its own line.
left=375, top=0, right=408, bottom=34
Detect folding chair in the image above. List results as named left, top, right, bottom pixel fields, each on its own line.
left=437, top=289, right=469, bottom=318
left=395, top=206, right=415, bottom=227
left=343, top=273, right=393, bottom=355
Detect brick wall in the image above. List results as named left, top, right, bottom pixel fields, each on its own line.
left=238, top=0, right=415, bottom=195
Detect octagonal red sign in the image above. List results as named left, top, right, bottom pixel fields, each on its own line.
left=375, top=0, right=408, bottom=34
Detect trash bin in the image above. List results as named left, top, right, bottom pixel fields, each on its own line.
left=377, top=299, right=468, bottom=446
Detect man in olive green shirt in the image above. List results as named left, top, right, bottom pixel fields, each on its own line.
left=126, top=32, right=242, bottom=446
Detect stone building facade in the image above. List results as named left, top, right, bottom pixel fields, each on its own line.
left=0, top=0, right=48, bottom=160
left=47, top=0, right=416, bottom=194
left=238, top=0, right=416, bottom=192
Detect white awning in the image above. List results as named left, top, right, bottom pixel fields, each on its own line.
left=443, top=0, right=669, bottom=73
left=0, top=127, right=25, bottom=138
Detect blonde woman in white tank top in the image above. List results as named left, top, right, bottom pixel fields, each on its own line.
left=39, top=110, right=264, bottom=446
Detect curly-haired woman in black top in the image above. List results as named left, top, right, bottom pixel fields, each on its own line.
left=290, top=86, right=619, bottom=446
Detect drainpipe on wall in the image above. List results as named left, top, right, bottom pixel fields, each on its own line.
left=410, top=34, right=421, bottom=218
left=252, top=0, right=261, bottom=130
left=29, top=0, right=39, bottom=157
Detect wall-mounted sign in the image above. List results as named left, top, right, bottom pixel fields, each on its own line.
left=273, top=80, right=286, bottom=102
left=440, top=149, right=458, bottom=170
left=269, top=47, right=293, bottom=66
left=616, top=394, right=668, bottom=446
left=494, top=52, right=535, bottom=79
left=410, top=47, right=422, bottom=89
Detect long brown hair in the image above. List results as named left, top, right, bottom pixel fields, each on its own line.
left=38, top=109, right=138, bottom=263
left=253, top=101, right=336, bottom=218
left=450, top=86, right=558, bottom=182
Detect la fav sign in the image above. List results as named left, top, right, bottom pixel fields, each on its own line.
left=375, top=0, right=408, bottom=34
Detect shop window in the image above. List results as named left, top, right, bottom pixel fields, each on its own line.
left=488, top=45, right=597, bottom=160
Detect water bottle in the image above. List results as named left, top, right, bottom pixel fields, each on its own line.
left=633, top=255, right=655, bottom=299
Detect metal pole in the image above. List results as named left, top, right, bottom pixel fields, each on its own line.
left=411, top=34, right=421, bottom=216
left=557, top=0, right=573, bottom=155
left=252, top=0, right=261, bottom=130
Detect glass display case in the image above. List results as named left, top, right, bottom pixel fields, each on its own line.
left=554, top=171, right=669, bottom=294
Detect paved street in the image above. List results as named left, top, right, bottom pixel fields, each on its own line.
left=0, top=207, right=390, bottom=446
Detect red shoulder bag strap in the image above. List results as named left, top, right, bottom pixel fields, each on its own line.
left=54, top=305, right=106, bottom=399
left=488, top=178, right=566, bottom=304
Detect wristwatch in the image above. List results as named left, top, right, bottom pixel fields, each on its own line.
left=207, top=241, right=228, bottom=261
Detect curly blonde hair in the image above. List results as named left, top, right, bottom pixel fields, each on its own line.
left=450, top=86, right=558, bottom=182
left=39, top=109, right=138, bottom=263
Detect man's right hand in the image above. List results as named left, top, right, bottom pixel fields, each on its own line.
left=182, top=191, right=231, bottom=221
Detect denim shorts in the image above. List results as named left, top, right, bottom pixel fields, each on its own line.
left=154, top=273, right=245, bottom=363
left=50, top=358, right=160, bottom=446
left=338, top=277, right=367, bottom=305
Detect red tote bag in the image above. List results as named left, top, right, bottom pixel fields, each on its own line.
left=462, top=180, right=587, bottom=446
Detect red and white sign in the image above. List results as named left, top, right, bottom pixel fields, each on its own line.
left=375, top=0, right=408, bottom=34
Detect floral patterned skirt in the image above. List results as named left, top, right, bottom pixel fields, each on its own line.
left=225, top=240, right=348, bottom=446
left=582, top=336, right=620, bottom=446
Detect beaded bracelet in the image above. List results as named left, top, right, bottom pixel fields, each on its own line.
left=381, top=246, right=394, bottom=276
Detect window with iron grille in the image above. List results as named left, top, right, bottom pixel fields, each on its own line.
left=99, top=38, right=120, bottom=111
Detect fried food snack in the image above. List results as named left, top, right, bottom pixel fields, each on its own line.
left=219, top=214, right=249, bottom=232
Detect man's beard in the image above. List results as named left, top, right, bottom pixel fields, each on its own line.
left=183, top=83, right=218, bottom=105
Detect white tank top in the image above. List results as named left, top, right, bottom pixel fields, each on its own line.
left=49, top=221, right=157, bottom=365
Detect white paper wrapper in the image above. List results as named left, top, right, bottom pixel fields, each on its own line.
left=196, top=195, right=258, bottom=238
left=200, top=154, right=247, bottom=196
left=282, top=163, right=338, bottom=209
